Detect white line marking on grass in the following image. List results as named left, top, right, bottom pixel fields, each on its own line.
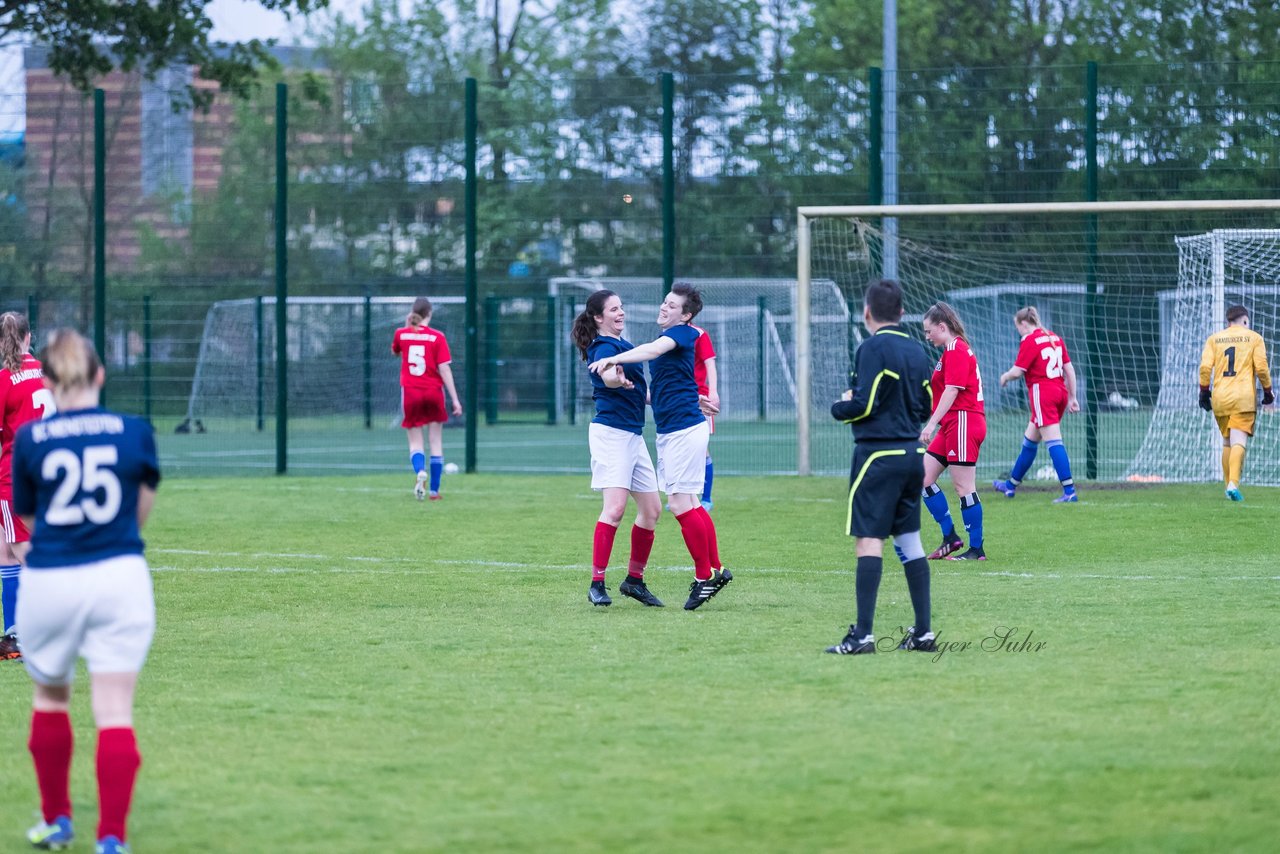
left=149, top=550, right=1280, bottom=582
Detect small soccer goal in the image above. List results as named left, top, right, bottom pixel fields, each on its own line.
left=549, top=276, right=850, bottom=426
left=797, top=200, right=1280, bottom=478
left=183, top=295, right=467, bottom=431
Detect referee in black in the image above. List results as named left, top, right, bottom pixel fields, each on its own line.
left=826, top=279, right=938, bottom=655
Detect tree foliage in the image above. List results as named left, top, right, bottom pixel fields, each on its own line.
left=3, top=0, right=329, bottom=107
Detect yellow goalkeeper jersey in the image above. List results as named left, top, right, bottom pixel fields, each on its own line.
left=1199, top=325, right=1272, bottom=414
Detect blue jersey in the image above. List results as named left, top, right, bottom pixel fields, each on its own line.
left=12, top=407, right=161, bottom=569
left=587, top=337, right=647, bottom=434
left=649, top=324, right=705, bottom=434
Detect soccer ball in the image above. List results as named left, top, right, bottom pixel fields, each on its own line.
left=444, top=462, right=459, bottom=474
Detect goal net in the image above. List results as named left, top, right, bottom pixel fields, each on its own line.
left=797, top=201, right=1280, bottom=478
left=184, top=295, right=467, bottom=429
left=1130, top=229, right=1280, bottom=483
left=550, top=276, right=849, bottom=429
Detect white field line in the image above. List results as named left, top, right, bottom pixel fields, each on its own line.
left=146, top=549, right=1280, bottom=581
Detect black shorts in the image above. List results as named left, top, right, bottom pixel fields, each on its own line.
left=846, top=444, right=926, bottom=539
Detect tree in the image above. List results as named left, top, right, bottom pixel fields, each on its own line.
left=2, top=0, right=329, bottom=107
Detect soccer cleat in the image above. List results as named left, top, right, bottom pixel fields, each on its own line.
left=1052, top=492, right=1078, bottom=503
left=825, top=626, right=875, bottom=655
left=947, top=547, right=987, bottom=561
left=898, top=626, right=938, bottom=652
left=27, top=816, right=74, bottom=850
left=927, top=536, right=964, bottom=560
left=992, top=478, right=1017, bottom=498
left=588, top=580, right=612, bottom=606
left=1226, top=483, right=1243, bottom=502
left=428, top=492, right=442, bottom=501
left=96, top=837, right=131, bottom=854
left=0, top=632, right=20, bottom=661
left=683, top=568, right=733, bottom=610
left=618, top=576, right=664, bottom=607
left=414, top=471, right=427, bottom=501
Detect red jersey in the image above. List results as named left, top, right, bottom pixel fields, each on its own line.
left=1014, top=327, right=1071, bottom=390
left=392, top=325, right=452, bottom=390
left=1, top=354, right=53, bottom=495
left=692, top=325, right=716, bottom=395
left=930, top=337, right=985, bottom=418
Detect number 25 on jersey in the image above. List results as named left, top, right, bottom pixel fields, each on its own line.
left=42, top=445, right=122, bottom=526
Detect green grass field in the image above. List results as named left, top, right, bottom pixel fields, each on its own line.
left=1, top=474, right=1276, bottom=852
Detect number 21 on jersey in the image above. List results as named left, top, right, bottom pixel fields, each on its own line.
left=1040, top=345, right=1064, bottom=379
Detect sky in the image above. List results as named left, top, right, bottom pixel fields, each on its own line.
left=0, top=0, right=371, bottom=134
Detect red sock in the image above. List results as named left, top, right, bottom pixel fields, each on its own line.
left=627, top=525, right=655, bottom=578
left=592, top=522, right=617, bottom=581
left=96, top=727, right=141, bottom=842
left=29, top=710, right=73, bottom=823
left=676, top=509, right=712, bottom=579
left=696, top=506, right=722, bottom=570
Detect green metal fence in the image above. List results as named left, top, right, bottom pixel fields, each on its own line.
left=2, top=60, right=1278, bottom=477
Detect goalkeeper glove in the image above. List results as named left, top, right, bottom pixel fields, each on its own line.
left=1263, top=387, right=1275, bottom=406
left=1199, top=388, right=1212, bottom=411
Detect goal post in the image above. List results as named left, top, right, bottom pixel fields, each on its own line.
left=796, top=199, right=1280, bottom=479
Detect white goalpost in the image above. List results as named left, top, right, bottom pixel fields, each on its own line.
left=796, top=200, right=1280, bottom=478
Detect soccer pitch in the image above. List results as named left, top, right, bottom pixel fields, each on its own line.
left=1, top=474, right=1275, bottom=851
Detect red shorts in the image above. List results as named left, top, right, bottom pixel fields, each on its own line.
left=401, top=386, right=447, bottom=428
left=1, top=498, right=30, bottom=544
left=1028, top=382, right=1068, bottom=428
left=927, top=410, right=986, bottom=466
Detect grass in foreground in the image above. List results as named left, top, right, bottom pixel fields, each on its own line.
left=1, top=474, right=1276, bottom=853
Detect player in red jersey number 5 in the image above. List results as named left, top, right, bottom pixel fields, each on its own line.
left=392, top=298, right=463, bottom=501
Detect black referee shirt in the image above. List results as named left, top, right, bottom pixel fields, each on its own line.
left=831, top=324, right=934, bottom=444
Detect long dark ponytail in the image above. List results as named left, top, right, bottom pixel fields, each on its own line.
left=571, top=289, right=618, bottom=360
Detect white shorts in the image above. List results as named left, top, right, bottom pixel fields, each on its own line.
left=17, top=554, right=155, bottom=686
left=589, top=423, right=659, bottom=493
left=655, top=420, right=710, bottom=496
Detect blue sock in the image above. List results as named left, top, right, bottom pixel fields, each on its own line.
left=1, top=564, right=19, bottom=634
left=702, top=456, right=714, bottom=503
left=960, top=492, right=983, bottom=549
left=429, top=456, right=444, bottom=493
left=411, top=452, right=426, bottom=475
left=922, top=484, right=956, bottom=540
left=1010, top=437, right=1039, bottom=486
left=1047, top=439, right=1075, bottom=495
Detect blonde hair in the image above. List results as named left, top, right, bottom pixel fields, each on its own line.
left=0, top=311, right=29, bottom=373
left=1014, top=306, right=1041, bottom=328
left=407, top=297, right=432, bottom=327
left=40, top=328, right=101, bottom=393
left=923, top=302, right=967, bottom=341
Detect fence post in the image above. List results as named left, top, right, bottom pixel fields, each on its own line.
left=546, top=295, right=558, bottom=425
left=1084, top=61, right=1100, bottom=480
left=143, top=295, right=152, bottom=424
left=868, top=67, right=882, bottom=206
left=484, top=296, right=499, bottom=424
left=662, top=71, right=675, bottom=301
left=26, top=294, right=37, bottom=341
left=464, top=77, right=478, bottom=473
left=758, top=296, right=768, bottom=420
left=94, top=88, right=106, bottom=403
left=255, top=295, right=264, bottom=432
left=275, top=82, right=288, bottom=474
left=363, top=292, right=372, bottom=429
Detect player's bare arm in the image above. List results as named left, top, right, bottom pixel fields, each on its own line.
left=999, top=366, right=1025, bottom=387
left=587, top=336, right=677, bottom=374
left=920, top=386, right=962, bottom=443
left=438, top=362, right=464, bottom=416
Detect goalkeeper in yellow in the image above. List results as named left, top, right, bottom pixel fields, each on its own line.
left=1199, top=304, right=1273, bottom=501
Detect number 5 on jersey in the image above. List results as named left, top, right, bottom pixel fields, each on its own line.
left=407, top=345, right=427, bottom=376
